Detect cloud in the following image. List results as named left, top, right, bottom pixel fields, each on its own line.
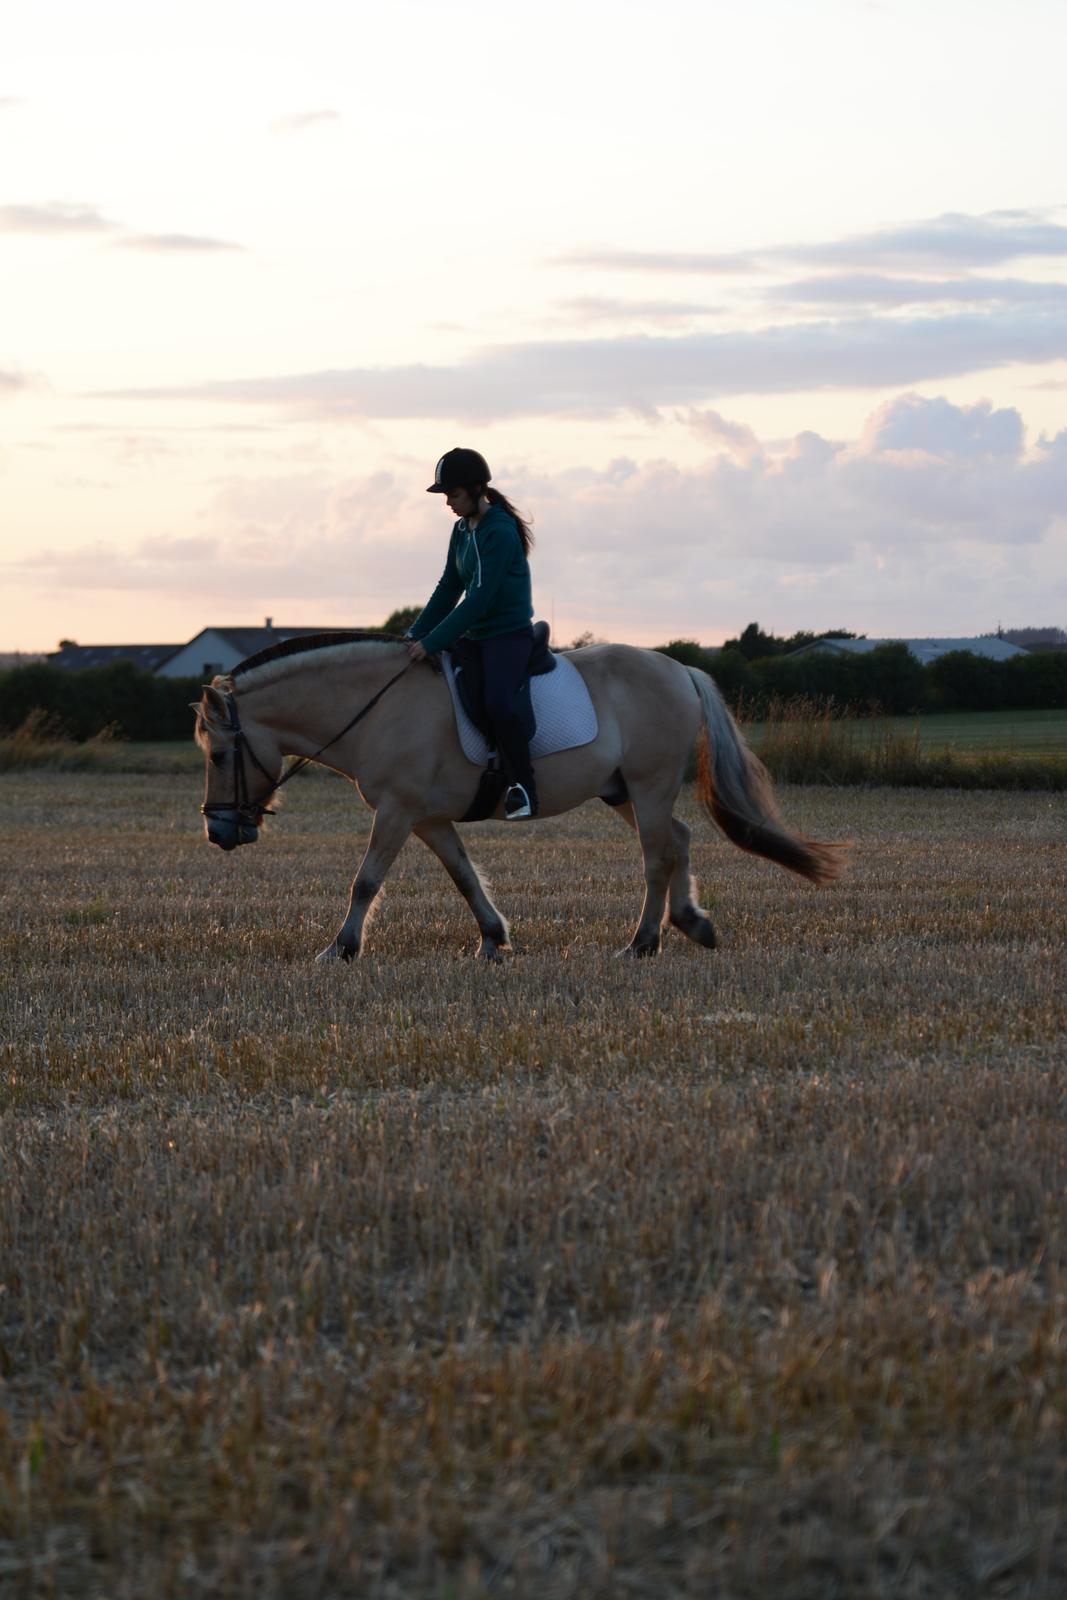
left=783, top=209, right=1067, bottom=271
left=270, top=109, right=341, bottom=133
left=1, top=201, right=243, bottom=252
left=1, top=366, right=44, bottom=398
left=855, top=393, right=1024, bottom=460
left=684, top=408, right=763, bottom=464
left=0, top=201, right=118, bottom=234
left=766, top=274, right=1067, bottom=310
left=558, top=296, right=720, bottom=324
left=105, top=308, right=1067, bottom=419
left=557, top=249, right=755, bottom=275
left=0, top=96, right=26, bottom=111
left=562, top=211, right=1067, bottom=280
left=118, top=232, right=244, bottom=253
left=9, top=398, right=1065, bottom=640
left=559, top=211, right=1067, bottom=283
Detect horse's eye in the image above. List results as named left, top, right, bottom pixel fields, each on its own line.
left=210, top=750, right=227, bottom=768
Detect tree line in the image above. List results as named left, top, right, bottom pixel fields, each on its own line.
left=655, top=630, right=1066, bottom=716
left=0, top=618, right=1063, bottom=742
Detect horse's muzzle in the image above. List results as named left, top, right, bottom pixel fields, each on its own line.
left=203, top=809, right=259, bottom=850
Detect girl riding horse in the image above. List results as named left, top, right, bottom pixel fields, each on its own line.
left=406, top=448, right=538, bottom=819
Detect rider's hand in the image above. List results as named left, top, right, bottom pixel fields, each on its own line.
left=407, top=639, right=428, bottom=663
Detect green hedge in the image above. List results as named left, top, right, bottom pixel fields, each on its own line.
left=0, top=662, right=205, bottom=742
left=1, top=644, right=1063, bottom=745
left=655, top=641, right=1066, bottom=716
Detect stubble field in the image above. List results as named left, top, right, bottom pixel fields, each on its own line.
left=1, top=768, right=1064, bottom=1597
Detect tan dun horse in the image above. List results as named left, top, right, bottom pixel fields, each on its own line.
left=194, top=632, right=847, bottom=961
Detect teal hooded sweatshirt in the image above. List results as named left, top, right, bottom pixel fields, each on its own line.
left=410, top=505, right=533, bottom=655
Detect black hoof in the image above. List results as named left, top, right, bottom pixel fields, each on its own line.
left=315, top=940, right=359, bottom=965
left=618, top=938, right=660, bottom=959
left=671, top=908, right=717, bottom=949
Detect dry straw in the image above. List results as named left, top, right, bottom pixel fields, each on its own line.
left=0, top=771, right=1064, bottom=1596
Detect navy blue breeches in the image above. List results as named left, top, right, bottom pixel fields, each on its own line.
left=477, top=626, right=536, bottom=790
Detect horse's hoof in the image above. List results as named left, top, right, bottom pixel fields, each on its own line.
left=315, top=941, right=358, bottom=964
left=616, top=939, right=660, bottom=959
left=478, top=942, right=506, bottom=964
left=670, top=908, right=718, bottom=949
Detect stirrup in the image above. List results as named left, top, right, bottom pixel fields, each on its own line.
left=504, top=783, right=535, bottom=820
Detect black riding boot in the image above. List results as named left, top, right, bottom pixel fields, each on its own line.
left=491, top=713, right=539, bottom=818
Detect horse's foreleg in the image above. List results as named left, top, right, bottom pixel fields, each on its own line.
left=611, top=799, right=716, bottom=954
left=413, top=818, right=510, bottom=961
left=317, top=804, right=412, bottom=963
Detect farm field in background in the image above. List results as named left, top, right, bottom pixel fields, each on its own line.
left=4, top=706, right=1065, bottom=781
left=1, top=771, right=1064, bottom=1597
left=743, top=705, right=1067, bottom=755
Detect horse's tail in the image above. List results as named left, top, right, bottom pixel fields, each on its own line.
left=686, top=668, right=849, bottom=886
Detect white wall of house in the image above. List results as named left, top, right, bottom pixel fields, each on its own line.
left=156, top=630, right=240, bottom=679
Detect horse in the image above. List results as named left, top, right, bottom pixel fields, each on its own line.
left=193, top=631, right=847, bottom=961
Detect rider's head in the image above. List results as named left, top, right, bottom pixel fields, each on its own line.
left=427, top=448, right=490, bottom=519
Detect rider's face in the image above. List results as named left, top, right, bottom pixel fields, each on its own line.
left=444, top=486, right=478, bottom=519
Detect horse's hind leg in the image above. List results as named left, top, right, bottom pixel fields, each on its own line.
left=616, top=792, right=678, bottom=957
left=317, top=803, right=412, bottom=963
left=610, top=800, right=716, bottom=953
left=413, top=818, right=510, bottom=961
left=665, top=816, right=717, bottom=949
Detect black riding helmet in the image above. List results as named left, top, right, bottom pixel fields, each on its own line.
left=427, top=447, right=492, bottom=493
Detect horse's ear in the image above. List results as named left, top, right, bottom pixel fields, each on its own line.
left=194, top=685, right=229, bottom=729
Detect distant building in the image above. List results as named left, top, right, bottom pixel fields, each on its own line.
left=156, top=623, right=366, bottom=679
left=42, top=622, right=373, bottom=679
left=786, top=636, right=1029, bottom=666
left=49, top=642, right=184, bottom=672
left=0, top=651, right=47, bottom=669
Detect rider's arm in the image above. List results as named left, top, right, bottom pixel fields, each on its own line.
left=418, top=523, right=514, bottom=654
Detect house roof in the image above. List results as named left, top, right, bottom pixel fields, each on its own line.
left=47, top=642, right=184, bottom=672
left=184, top=625, right=367, bottom=657
left=44, top=626, right=380, bottom=674
left=788, top=636, right=1028, bottom=665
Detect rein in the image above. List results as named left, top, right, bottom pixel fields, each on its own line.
left=201, top=660, right=411, bottom=825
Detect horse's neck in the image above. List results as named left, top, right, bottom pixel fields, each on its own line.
left=251, top=651, right=406, bottom=756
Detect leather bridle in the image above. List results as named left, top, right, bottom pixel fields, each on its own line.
left=200, top=661, right=411, bottom=831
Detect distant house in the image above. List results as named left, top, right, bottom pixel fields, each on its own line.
left=786, top=636, right=1029, bottom=666
left=49, top=642, right=184, bottom=672
left=45, top=622, right=371, bottom=679
left=156, top=622, right=366, bottom=679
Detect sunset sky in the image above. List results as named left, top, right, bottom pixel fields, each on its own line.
left=3, top=0, right=1066, bottom=653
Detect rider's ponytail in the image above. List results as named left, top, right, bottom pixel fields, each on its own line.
left=484, top=487, right=534, bottom=558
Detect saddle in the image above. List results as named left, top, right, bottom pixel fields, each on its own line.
left=448, top=620, right=556, bottom=746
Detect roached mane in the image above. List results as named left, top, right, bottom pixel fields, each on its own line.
left=234, top=630, right=404, bottom=678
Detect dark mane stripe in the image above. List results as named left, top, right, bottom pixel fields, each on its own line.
left=233, top=631, right=403, bottom=677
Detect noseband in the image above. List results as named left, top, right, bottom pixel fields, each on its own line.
left=200, top=693, right=280, bottom=832
left=200, top=659, right=412, bottom=830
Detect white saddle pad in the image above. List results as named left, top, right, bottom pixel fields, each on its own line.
left=442, top=650, right=599, bottom=766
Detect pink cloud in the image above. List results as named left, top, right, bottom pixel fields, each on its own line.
left=7, top=399, right=1064, bottom=643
